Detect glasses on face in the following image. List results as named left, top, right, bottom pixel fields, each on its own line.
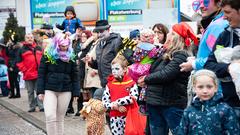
left=192, top=0, right=210, bottom=12
left=196, top=84, right=214, bottom=89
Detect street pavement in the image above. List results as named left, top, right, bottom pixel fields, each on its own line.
left=0, top=89, right=111, bottom=135
left=0, top=105, right=45, bottom=135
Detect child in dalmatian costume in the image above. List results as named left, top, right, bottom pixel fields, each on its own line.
left=102, top=55, right=139, bottom=135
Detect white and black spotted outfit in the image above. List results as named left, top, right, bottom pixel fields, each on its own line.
left=102, top=74, right=138, bottom=135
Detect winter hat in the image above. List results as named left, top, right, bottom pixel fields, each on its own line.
left=64, top=6, right=76, bottom=17
left=172, top=22, right=199, bottom=46
left=129, top=29, right=140, bottom=40
left=140, top=29, right=155, bottom=44
left=93, top=88, right=104, bottom=100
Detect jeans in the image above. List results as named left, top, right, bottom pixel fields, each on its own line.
left=1, top=81, right=9, bottom=96
left=147, top=104, right=184, bottom=135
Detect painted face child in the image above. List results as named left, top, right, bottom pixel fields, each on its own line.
left=193, top=70, right=218, bottom=101
left=111, top=63, right=126, bottom=81
left=111, top=55, right=128, bottom=81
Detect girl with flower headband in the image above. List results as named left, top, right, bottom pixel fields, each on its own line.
left=37, top=33, right=80, bottom=135
left=137, top=22, right=198, bottom=135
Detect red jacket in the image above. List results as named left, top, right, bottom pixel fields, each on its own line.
left=17, top=42, right=42, bottom=80
left=107, top=74, right=135, bottom=117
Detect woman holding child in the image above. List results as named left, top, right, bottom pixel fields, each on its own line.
left=137, top=22, right=198, bottom=135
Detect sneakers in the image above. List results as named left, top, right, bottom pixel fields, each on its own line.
left=8, top=94, right=21, bottom=99
left=75, top=112, right=80, bottom=116
left=28, top=108, right=36, bottom=113
left=15, top=94, right=21, bottom=98
left=39, top=108, right=44, bottom=112
left=8, top=95, right=15, bottom=99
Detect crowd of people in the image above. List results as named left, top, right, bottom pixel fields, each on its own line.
left=0, top=0, right=240, bottom=134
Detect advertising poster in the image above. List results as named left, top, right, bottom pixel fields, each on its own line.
left=106, top=0, right=147, bottom=24
left=30, top=0, right=104, bottom=28
left=106, top=0, right=179, bottom=37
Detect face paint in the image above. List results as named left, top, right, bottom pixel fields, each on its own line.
left=192, top=0, right=210, bottom=12
left=111, top=63, right=124, bottom=79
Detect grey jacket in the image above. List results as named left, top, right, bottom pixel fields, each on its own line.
left=93, top=33, right=122, bottom=87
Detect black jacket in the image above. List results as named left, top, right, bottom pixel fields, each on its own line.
left=144, top=51, right=190, bottom=109
left=204, top=26, right=240, bottom=107
left=6, top=45, right=19, bottom=73
left=37, top=56, right=80, bottom=97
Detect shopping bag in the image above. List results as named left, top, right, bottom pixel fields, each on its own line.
left=125, top=98, right=147, bottom=135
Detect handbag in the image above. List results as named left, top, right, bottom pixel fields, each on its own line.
left=124, top=98, right=147, bottom=135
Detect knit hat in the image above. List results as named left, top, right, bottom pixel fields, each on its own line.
left=140, top=29, right=155, bottom=44
left=172, top=22, right=199, bottom=46
left=93, top=88, right=104, bottom=100
left=129, top=29, right=140, bottom=39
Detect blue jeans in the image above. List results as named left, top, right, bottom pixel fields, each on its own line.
left=147, top=104, right=184, bottom=135
left=1, top=81, right=9, bottom=96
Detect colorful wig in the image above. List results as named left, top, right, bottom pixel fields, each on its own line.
left=44, top=33, right=75, bottom=64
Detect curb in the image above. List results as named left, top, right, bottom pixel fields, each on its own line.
left=0, top=98, right=46, bottom=133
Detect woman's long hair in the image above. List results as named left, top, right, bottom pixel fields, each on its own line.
left=163, top=32, right=193, bottom=60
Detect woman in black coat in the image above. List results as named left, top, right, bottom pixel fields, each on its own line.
left=37, top=33, right=80, bottom=135
left=138, top=22, right=198, bottom=135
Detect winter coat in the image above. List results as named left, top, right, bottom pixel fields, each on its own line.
left=144, top=51, right=190, bottom=109
left=204, top=26, right=240, bottom=107
left=195, top=12, right=228, bottom=70
left=79, top=40, right=94, bottom=89
left=16, top=42, right=42, bottom=80
left=56, top=18, right=82, bottom=34
left=37, top=56, right=80, bottom=97
left=177, top=93, right=240, bottom=135
left=7, top=46, right=19, bottom=73
left=93, top=33, right=122, bottom=87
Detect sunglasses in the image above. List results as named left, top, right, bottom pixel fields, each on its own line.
left=192, top=0, right=210, bottom=12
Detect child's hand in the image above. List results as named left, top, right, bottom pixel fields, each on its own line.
left=118, top=106, right=127, bottom=113
left=111, top=102, right=119, bottom=110
left=90, top=71, right=97, bottom=77
left=137, top=76, right=146, bottom=87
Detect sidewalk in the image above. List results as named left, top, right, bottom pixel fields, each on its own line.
left=0, top=89, right=111, bottom=135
